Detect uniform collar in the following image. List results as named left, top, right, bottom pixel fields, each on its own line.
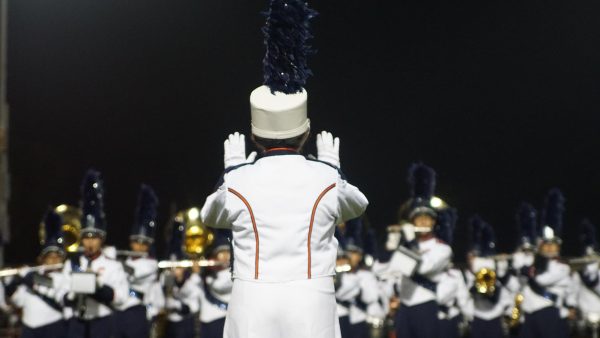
left=261, top=147, right=301, bottom=158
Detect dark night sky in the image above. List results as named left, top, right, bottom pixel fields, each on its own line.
left=5, top=0, right=600, bottom=264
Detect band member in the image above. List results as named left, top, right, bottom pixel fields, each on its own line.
left=519, top=188, right=571, bottom=338
left=572, top=219, right=600, bottom=337
left=335, top=217, right=380, bottom=338
left=162, top=218, right=201, bottom=338
left=507, top=202, right=539, bottom=336
left=56, top=169, right=129, bottom=338
left=435, top=208, right=469, bottom=338
left=115, top=184, right=161, bottom=338
left=5, top=210, right=67, bottom=338
left=199, top=230, right=232, bottom=338
left=383, top=163, right=452, bottom=338
left=466, top=216, right=512, bottom=338
left=200, top=1, right=368, bottom=337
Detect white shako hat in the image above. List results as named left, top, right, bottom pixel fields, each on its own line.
left=250, top=0, right=317, bottom=140
left=250, top=86, right=309, bottom=139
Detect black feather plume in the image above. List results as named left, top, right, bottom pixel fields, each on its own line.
left=580, top=218, right=598, bottom=253
left=516, top=202, right=537, bottom=247
left=480, top=222, right=496, bottom=256
left=541, top=188, right=565, bottom=237
left=43, top=209, right=63, bottom=245
left=167, top=219, right=186, bottom=260
left=262, top=0, right=317, bottom=94
left=468, top=215, right=485, bottom=254
left=435, top=208, right=458, bottom=245
left=344, top=217, right=364, bottom=251
left=132, top=184, right=159, bottom=240
left=407, top=162, right=436, bottom=200
left=80, top=169, right=106, bottom=230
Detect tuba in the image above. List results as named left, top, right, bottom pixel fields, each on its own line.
left=474, top=267, right=496, bottom=296
left=39, top=204, right=82, bottom=253
left=178, top=207, right=214, bottom=258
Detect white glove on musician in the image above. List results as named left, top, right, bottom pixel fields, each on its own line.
left=224, top=132, right=257, bottom=169
left=400, top=223, right=416, bottom=243
left=316, top=131, right=340, bottom=168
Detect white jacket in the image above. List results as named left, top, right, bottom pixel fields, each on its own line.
left=201, top=153, right=368, bottom=282
left=10, top=271, right=66, bottom=328
left=57, top=254, right=129, bottom=320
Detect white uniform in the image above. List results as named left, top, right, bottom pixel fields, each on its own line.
left=119, top=257, right=160, bottom=318
left=575, top=263, right=600, bottom=322
left=57, top=253, right=129, bottom=320
left=164, top=273, right=201, bottom=322
left=201, top=153, right=368, bottom=338
left=10, top=271, right=66, bottom=328
left=437, top=268, right=470, bottom=321
left=468, top=258, right=514, bottom=321
left=200, top=269, right=232, bottom=323
left=336, top=269, right=380, bottom=324
left=386, top=237, right=452, bottom=306
left=521, top=259, right=571, bottom=314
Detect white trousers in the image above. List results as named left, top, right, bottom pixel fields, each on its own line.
left=224, top=277, right=341, bottom=338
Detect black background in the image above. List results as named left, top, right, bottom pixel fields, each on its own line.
left=6, top=0, right=600, bottom=264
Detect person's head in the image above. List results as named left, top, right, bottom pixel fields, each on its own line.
left=251, top=131, right=310, bottom=153
left=173, top=267, right=187, bottom=282
left=40, top=251, right=65, bottom=265
left=130, top=239, right=151, bottom=253
left=81, top=233, right=104, bottom=257
left=539, top=241, right=560, bottom=258
left=347, top=250, right=363, bottom=269
left=212, top=248, right=231, bottom=265
left=412, top=213, right=436, bottom=237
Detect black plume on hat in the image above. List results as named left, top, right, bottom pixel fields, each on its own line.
left=80, top=169, right=107, bottom=235
left=580, top=218, right=598, bottom=255
left=516, top=202, right=537, bottom=249
left=435, top=208, right=458, bottom=245
left=130, top=184, right=159, bottom=243
left=40, top=209, right=65, bottom=256
left=262, top=0, right=317, bottom=94
left=540, top=188, right=565, bottom=241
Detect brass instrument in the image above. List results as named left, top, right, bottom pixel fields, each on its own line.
left=475, top=268, right=496, bottom=296
left=508, top=293, right=524, bottom=328
left=39, top=204, right=82, bottom=253
left=178, top=207, right=214, bottom=258
left=0, top=263, right=64, bottom=278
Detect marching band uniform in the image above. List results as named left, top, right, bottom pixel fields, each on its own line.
left=56, top=170, right=130, bottom=338
left=162, top=218, right=201, bottom=338
left=434, top=208, right=467, bottom=338
left=199, top=230, right=232, bottom=338
left=6, top=210, right=67, bottom=338
left=467, top=216, right=512, bottom=338
left=115, top=184, right=161, bottom=338
left=573, top=219, right=600, bottom=336
left=200, top=2, right=367, bottom=337
left=519, top=189, right=570, bottom=338
left=384, top=163, right=452, bottom=338
left=335, top=218, right=380, bottom=338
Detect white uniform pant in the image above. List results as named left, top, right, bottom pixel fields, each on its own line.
left=224, top=277, right=341, bottom=338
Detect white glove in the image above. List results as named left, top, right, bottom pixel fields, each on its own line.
left=166, top=297, right=182, bottom=311
left=401, top=224, right=416, bottom=243
left=18, top=266, right=31, bottom=278
left=224, top=132, right=257, bottom=169
left=496, top=259, right=509, bottom=277
left=385, top=232, right=401, bottom=251
left=316, top=131, right=340, bottom=168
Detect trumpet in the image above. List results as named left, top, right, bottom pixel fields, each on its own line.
left=0, top=263, right=64, bottom=278
left=157, top=259, right=225, bottom=269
